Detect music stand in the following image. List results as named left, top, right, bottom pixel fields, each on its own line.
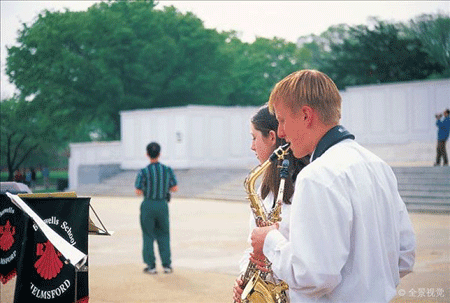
left=17, top=192, right=113, bottom=236
left=88, top=204, right=113, bottom=236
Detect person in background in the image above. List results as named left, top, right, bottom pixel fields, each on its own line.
left=13, top=169, right=23, bottom=183
left=42, top=167, right=50, bottom=189
left=250, top=70, right=416, bottom=302
left=135, top=142, right=178, bottom=274
left=25, top=168, right=32, bottom=187
left=233, top=105, right=309, bottom=302
left=434, top=108, right=450, bottom=166
left=30, top=167, right=36, bottom=189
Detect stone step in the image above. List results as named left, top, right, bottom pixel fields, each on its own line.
left=396, top=174, right=449, bottom=181
left=75, top=167, right=450, bottom=212
left=397, top=177, right=450, bottom=187
left=392, top=166, right=450, bottom=173
left=396, top=174, right=449, bottom=180
left=405, top=203, right=450, bottom=213
left=398, top=184, right=449, bottom=191
left=402, top=195, right=450, bottom=203
left=399, top=190, right=450, bottom=198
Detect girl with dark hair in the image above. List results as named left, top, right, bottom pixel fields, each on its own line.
left=250, top=105, right=308, bottom=206
left=233, top=105, right=308, bottom=302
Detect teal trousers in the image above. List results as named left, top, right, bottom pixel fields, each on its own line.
left=140, top=199, right=171, bottom=268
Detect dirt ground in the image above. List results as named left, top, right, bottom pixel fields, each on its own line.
left=1, top=196, right=449, bottom=302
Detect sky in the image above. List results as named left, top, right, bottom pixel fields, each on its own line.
left=1, top=0, right=449, bottom=99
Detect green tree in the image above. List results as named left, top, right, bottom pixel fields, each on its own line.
left=297, top=24, right=353, bottom=71
left=407, top=13, right=450, bottom=74
left=317, top=19, right=444, bottom=89
left=0, top=97, right=64, bottom=181
left=224, top=35, right=305, bottom=106
left=6, top=0, right=233, bottom=141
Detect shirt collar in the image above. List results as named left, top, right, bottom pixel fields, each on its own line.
left=310, top=125, right=355, bottom=162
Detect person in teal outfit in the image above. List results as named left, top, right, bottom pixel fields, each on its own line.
left=135, top=142, right=178, bottom=274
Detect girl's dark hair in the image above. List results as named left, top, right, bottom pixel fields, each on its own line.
left=251, top=105, right=309, bottom=205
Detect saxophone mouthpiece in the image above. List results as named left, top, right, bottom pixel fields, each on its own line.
left=281, top=142, right=290, bottom=150
left=270, top=143, right=291, bottom=162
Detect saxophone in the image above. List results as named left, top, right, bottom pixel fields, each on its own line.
left=238, top=143, right=290, bottom=303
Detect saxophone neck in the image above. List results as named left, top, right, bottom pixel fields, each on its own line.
left=244, top=143, right=290, bottom=192
left=244, top=160, right=271, bottom=191
left=244, top=143, right=290, bottom=218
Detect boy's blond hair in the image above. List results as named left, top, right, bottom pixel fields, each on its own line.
left=268, top=70, right=341, bottom=125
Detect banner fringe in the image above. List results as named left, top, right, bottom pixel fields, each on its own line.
left=77, top=296, right=89, bottom=303
left=0, top=269, right=17, bottom=285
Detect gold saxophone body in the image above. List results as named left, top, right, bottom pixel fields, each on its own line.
left=238, top=143, right=290, bottom=303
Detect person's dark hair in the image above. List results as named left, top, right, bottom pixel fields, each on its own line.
left=146, top=142, right=161, bottom=159
left=251, top=105, right=309, bottom=205
left=445, top=109, right=450, bottom=115
left=251, top=105, right=283, bottom=147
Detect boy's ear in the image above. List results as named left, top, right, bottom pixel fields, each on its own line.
left=301, top=105, right=314, bottom=127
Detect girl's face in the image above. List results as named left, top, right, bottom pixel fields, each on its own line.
left=250, top=123, right=277, bottom=163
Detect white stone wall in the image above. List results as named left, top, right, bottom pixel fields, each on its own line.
left=68, top=141, right=122, bottom=190
left=340, top=78, right=449, bottom=144
left=120, top=105, right=259, bottom=170
left=68, top=79, right=450, bottom=190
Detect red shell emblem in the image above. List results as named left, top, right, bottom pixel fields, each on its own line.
left=0, top=220, right=15, bottom=251
left=35, top=240, right=63, bottom=280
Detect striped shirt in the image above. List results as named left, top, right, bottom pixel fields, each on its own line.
left=135, top=162, right=177, bottom=200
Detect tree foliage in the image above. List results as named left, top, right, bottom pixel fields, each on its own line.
left=3, top=0, right=449, bottom=173
left=0, top=97, right=65, bottom=180
left=6, top=0, right=233, bottom=140
left=311, top=19, right=445, bottom=89
left=407, top=13, right=450, bottom=71
left=223, top=34, right=305, bottom=105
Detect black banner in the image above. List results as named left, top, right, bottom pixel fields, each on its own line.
left=0, top=194, right=26, bottom=284
left=14, top=197, right=90, bottom=303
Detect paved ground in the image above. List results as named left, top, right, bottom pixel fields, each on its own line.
left=2, top=196, right=449, bottom=303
